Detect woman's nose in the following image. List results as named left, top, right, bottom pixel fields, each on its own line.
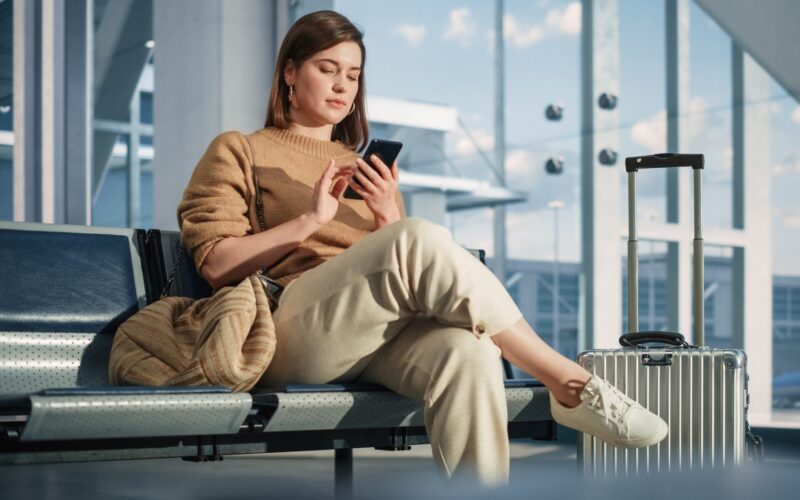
left=332, top=74, right=347, bottom=92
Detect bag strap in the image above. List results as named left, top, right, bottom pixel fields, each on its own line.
left=160, top=245, right=184, bottom=298
left=163, top=133, right=267, bottom=298
left=245, top=134, right=268, bottom=234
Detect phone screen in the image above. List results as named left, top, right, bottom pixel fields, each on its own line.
left=343, top=139, right=403, bottom=199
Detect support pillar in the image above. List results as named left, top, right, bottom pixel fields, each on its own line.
left=13, top=0, right=92, bottom=225
left=153, top=0, right=287, bottom=229
left=732, top=47, right=772, bottom=419
left=580, top=0, right=621, bottom=349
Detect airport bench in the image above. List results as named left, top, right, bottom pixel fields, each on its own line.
left=0, top=221, right=555, bottom=497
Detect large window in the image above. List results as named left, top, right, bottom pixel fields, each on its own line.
left=334, top=2, right=793, bottom=422
left=337, top=0, right=583, bottom=358
left=771, top=77, right=800, bottom=412
left=689, top=2, right=733, bottom=230
left=91, top=0, right=153, bottom=228
left=619, top=0, right=667, bottom=225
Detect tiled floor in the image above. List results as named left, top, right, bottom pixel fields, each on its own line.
left=1, top=438, right=798, bottom=500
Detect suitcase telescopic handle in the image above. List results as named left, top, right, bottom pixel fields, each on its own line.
left=625, top=152, right=706, bottom=346
left=625, top=153, right=705, bottom=172
left=620, top=331, right=693, bottom=348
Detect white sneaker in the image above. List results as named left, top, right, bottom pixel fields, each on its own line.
left=549, top=376, right=669, bottom=448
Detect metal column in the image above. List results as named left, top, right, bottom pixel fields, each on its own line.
left=580, top=0, right=621, bottom=349
left=665, top=0, right=693, bottom=338
left=334, top=448, right=353, bottom=499
left=493, top=0, right=507, bottom=283
left=13, top=0, right=92, bottom=224
left=732, top=46, right=772, bottom=419
left=153, top=0, right=287, bottom=230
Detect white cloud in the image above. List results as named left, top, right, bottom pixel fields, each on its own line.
left=506, top=149, right=538, bottom=179
left=451, top=210, right=494, bottom=256
left=504, top=15, right=545, bottom=48
left=685, top=96, right=711, bottom=150
left=490, top=3, right=581, bottom=50
left=544, top=2, right=582, bottom=35
left=782, top=211, right=800, bottom=229
left=393, top=24, right=426, bottom=47
left=630, top=97, right=715, bottom=155
left=773, top=154, right=800, bottom=176
left=443, top=8, right=477, bottom=46
left=630, top=110, right=667, bottom=154
left=452, top=129, right=494, bottom=157
left=792, top=106, right=800, bottom=124
left=506, top=206, right=581, bottom=262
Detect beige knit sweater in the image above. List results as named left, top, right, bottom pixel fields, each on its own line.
left=177, top=127, right=406, bottom=288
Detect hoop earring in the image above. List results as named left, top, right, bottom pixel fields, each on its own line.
left=288, top=84, right=294, bottom=104
left=347, top=102, right=356, bottom=116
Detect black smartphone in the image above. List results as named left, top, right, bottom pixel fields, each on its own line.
left=343, top=139, right=403, bottom=199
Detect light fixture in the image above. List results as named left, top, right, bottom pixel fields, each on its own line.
left=145, top=40, right=155, bottom=49
left=598, top=148, right=618, bottom=165
left=545, top=103, right=564, bottom=121
left=0, top=105, right=10, bottom=114
left=598, top=92, right=618, bottom=110
left=545, top=156, right=564, bottom=175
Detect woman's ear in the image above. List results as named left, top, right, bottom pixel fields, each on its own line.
left=283, top=60, right=296, bottom=87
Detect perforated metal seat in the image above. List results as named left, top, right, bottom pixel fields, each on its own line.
left=0, top=222, right=554, bottom=469
left=0, top=222, right=253, bottom=447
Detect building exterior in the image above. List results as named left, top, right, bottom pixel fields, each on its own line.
left=2, top=0, right=799, bottom=422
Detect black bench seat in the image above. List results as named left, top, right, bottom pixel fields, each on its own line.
left=0, top=221, right=555, bottom=482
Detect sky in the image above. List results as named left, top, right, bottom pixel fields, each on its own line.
left=336, top=0, right=800, bottom=276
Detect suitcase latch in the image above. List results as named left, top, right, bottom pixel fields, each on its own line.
left=642, top=353, right=673, bottom=366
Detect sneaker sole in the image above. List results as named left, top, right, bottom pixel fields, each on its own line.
left=592, top=421, right=669, bottom=449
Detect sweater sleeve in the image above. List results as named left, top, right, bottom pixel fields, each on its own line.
left=177, top=131, right=254, bottom=273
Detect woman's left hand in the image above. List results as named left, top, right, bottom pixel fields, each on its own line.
left=348, top=154, right=402, bottom=229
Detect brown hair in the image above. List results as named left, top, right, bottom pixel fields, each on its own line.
left=265, top=10, right=369, bottom=151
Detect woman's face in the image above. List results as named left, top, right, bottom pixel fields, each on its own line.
left=285, top=41, right=362, bottom=127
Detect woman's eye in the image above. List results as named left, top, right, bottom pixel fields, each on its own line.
left=321, top=68, right=334, bottom=74
left=347, top=75, right=358, bottom=81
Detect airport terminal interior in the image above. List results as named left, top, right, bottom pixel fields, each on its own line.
left=1, top=0, right=800, bottom=498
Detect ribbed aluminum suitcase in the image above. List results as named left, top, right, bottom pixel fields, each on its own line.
left=577, top=154, right=751, bottom=476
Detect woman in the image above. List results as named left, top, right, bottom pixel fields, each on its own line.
left=177, top=10, right=668, bottom=486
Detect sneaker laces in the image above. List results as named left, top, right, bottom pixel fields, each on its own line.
left=584, top=379, right=638, bottom=437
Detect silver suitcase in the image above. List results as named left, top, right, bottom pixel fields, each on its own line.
left=576, top=154, right=756, bottom=476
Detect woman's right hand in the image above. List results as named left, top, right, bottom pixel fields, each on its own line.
left=306, top=159, right=352, bottom=226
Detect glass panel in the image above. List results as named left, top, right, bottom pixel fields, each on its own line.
left=0, top=158, right=11, bottom=220
left=689, top=3, right=733, bottom=229
left=140, top=91, right=153, bottom=125
left=771, top=75, right=800, bottom=412
left=338, top=0, right=583, bottom=360
left=1, top=0, right=13, bottom=221
left=92, top=134, right=129, bottom=227
left=92, top=0, right=153, bottom=228
left=702, top=245, right=733, bottom=349
left=622, top=240, right=670, bottom=334
left=140, top=158, right=153, bottom=229
left=619, top=0, right=667, bottom=225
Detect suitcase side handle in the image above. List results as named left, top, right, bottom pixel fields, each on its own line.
left=620, top=331, right=693, bottom=348
left=625, top=153, right=704, bottom=172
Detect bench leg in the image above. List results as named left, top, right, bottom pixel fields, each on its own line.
left=335, top=448, right=354, bottom=499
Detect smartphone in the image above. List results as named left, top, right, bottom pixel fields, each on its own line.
left=343, top=139, right=403, bottom=199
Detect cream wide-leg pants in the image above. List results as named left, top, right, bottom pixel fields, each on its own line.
left=259, top=217, right=524, bottom=485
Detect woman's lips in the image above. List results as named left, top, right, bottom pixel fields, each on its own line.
left=327, top=99, right=346, bottom=108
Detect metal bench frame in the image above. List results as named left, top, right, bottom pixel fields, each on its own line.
left=0, top=221, right=555, bottom=498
